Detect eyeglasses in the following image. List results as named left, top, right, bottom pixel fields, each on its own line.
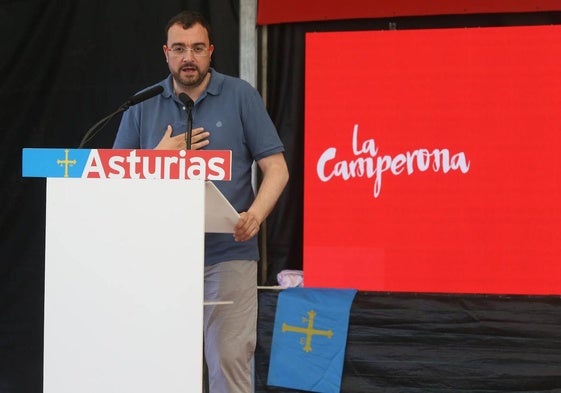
left=166, top=46, right=210, bottom=58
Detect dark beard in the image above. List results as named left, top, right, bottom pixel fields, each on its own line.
left=174, top=64, right=209, bottom=89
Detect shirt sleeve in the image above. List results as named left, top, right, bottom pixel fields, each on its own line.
left=239, top=81, right=285, bottom=161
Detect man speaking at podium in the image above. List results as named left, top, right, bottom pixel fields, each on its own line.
left=112, top=10, right=289, bottom=393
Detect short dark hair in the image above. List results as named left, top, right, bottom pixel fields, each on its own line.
left=165, top=10, right=213, bottom=44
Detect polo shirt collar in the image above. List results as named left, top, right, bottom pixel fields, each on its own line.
left=162, top=75, right=175, bottom=98
left=205, top=68, right=224, bottom=96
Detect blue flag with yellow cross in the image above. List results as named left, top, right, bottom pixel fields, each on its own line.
left=267, top=287, right=357, bottom=393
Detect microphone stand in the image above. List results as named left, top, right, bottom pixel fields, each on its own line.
left=77, top=85, right=163, bottom=148
left=78, top=104, right=128, bottom=148
left=186, top=100, right=193, bottom=150
left=179, top=93, right=194, bottom=150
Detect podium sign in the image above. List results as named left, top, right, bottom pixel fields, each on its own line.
left=23, top=148, right=233, bottom=393
left=22, top=148, right=232, bottom=180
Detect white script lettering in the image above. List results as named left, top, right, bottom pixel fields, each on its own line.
left=316, top=124, right=471, bottom=198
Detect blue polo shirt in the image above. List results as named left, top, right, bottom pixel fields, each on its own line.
left=113, top=69, right=285, bottom=265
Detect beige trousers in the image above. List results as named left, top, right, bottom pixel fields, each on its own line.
left=203, top=260, right=257, bottom=393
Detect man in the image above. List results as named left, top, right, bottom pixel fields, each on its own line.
left=113, top=10, right=289, bottom=393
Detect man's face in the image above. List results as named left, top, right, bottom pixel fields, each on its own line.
left=163, top=22, right=214, bottom=90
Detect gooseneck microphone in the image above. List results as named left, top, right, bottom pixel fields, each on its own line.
left=123, top=85, right=164, bottom=107
left=178, top=93, right=194, bottom=150
left=78, top=85, right=164, bottom=148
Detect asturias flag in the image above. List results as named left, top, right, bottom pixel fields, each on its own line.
left=267, top=287, right=357, bottom=393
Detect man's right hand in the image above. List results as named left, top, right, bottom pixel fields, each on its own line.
left=155, top=125, right=210, bottom=150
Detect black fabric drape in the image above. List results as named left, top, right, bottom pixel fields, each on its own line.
left=256, top=291, right=561, bottom=392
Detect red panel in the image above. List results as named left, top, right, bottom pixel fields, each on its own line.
left=258, top=0, right=561, bottom=25
left=303, top=25, right=561, bottom=295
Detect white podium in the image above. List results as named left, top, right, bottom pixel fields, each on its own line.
left=22, top=148, right=235, bottom=393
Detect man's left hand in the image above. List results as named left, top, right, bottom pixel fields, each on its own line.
left=234, top=211, right=261, bottom=242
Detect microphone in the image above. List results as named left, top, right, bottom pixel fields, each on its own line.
left=124, top=85, right=164, bottom=108
left=78, top=85, right=164, bottom=148
left=178, top=93, right=194, bottom=150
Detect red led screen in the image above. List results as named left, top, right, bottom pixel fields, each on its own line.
left=303, top=25, right=561, bottom=295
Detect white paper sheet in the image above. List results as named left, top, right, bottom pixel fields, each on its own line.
left=205, top=181, right=240, bottom=233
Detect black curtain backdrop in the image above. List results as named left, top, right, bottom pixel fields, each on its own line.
left=2, top=1, right=561, bottom=392
left=0, top=1, right=241, bottom=392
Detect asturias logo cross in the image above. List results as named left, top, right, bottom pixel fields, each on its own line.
left=56, top=149, right=77, bottom=177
